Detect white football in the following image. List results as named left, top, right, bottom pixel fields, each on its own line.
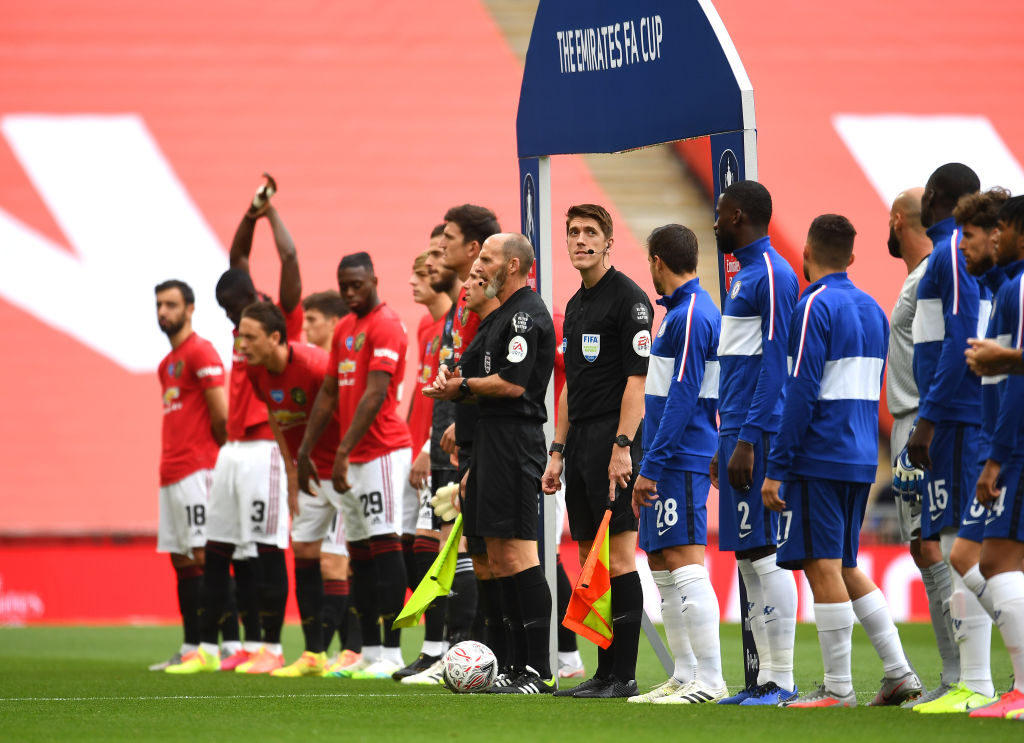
left=442, top=640, right=498, bottom=693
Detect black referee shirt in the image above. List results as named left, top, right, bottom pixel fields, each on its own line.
left=563, top=267, right=653, bottom=424
left=453, top=312, right=495, bottom=448
left=475, top=287, right=554, bottom=422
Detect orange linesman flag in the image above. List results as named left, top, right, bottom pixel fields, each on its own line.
left=562, top=509, right=613, bottom=649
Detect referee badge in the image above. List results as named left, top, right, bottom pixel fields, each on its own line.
left=483, top=351, right=492, bottom=374
left=507, top=335, right=528, bottom=363
left=582, top=333, right=600, bottom=362
left=511, top=311, right=534, bottom=333
left=632, top=330, right=652, bottom=357
left=632, top=303, right=649, bottom=323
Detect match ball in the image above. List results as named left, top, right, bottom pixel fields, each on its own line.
left=442, top=640, right=498, bottom=693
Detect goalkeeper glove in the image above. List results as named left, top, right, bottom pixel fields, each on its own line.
left=892, top=447, right=924, bottom=502
left=430, top=482, right=459, bottom=521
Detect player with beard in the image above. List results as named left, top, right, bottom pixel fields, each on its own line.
left=150, top=280, right=227, bottom=670
left=297, top=251, right=413, bottom=679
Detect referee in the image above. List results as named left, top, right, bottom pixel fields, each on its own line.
left=426, top=232, right=556, bottom=695
left=543, top=204, right=652, bottom=699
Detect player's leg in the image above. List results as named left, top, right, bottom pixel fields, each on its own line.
left=230, top=546, right=263, bottom=667
left=777, top=480, right=856, bottom=708
left=320, top=507, right=354, bottom=671
left=948, top=535, right=995, bottom=699
left=893, top=412, right=959, bottom=700
left=643, top=471, right=726, bottom=705
left=167, top=447, right=242, bottom=674
left=348, top=450, right=410, bottom=678
left=970, top=463, right=1024, bottom=718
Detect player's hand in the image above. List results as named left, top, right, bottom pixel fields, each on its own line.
left=966, top=337, right=1022, bottom=376
left=431, top=482, right=459, bottom=520
left=631, top=475, right=658, bottom=518
left=892, top=446, right=924, bottom=502
left=761, top=477, right=785, bottom=512
left=409, top=449, right=430, bottom=490
left=440, top=423, right=457, bottom=455
left=976, top=459, right=1002, bottom=507
left=727, top=440, right=755, bottom=492
left=906, top=418, right=934, bottom=470
left=246, top=172, right=276, bottom=219
left=296, top=448, right=321, bottom=495
left=542, top=455, right=564, bottom=495
left=332, top=449, right=351, bottom=493
left=709, top=451, right=719, bottom=490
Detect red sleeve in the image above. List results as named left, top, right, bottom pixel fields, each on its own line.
left=190, top=340, right=226, bottom=390
left=367, top=317, right=405, bottom=375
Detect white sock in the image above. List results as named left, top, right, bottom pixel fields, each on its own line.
left=673, top=564, right=725, bottom=689
left=738, top=559, right=772, bottom=685
left=381, top=646, right=403, bottom=665
left=988, top=570, right=1024, bottom=692
left=243, top=641, right=262, bottom=653
left=362, top=644, right=383, bottom=663
left=921, top=560, right=960, bottom=685
left=814, top=601, right=855, bottom=697
left=558, top=650, right=583, bottom=668
left=653, top=569, right=696, bottom=683
left=963, top=563, right=997, bottom=620
left=421, top=640, right=445, bottom=657
left=851, top=588, right=910, bottom=677
left=199, top=641, right=219, bottom=657
left=265, top=642, right=283, bottom=656
left=951, top=570, right=994, bottom=697
left=180, top=642, right=198, bottom=655
left=752, top=553, right=797, bottom=690
left=221, top=641, right=241, bottom=655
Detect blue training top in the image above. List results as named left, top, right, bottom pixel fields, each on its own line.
left=766, top=272, right=889, bottom=484
left=640, top=277, right=721, bottom=480
left=717, top=236, right=799, bottom=441
left=988, top=260, right=1024, bottom=465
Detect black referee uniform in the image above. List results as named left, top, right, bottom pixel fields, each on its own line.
left=563, top=266, right=653, bottom=538
left=561, top=265, right=652, bottom=695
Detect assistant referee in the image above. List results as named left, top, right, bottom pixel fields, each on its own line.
left=543, top=204, right=652, bottom=699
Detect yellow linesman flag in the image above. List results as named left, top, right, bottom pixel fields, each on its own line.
left=392, top=514, right=463, bottom=629
left=562, top=509, right=613, bottom=648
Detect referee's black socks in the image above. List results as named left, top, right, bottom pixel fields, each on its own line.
left=514, top=565, right=553, bottom=679
left=609, top=571, right=643, bottom=682
left=499, top=576, right=525, bottom=673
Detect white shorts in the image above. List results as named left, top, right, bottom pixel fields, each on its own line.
left=292, top=481, right=348, bottom=557
left=342, top=448, right=412, bottom=542
left=891, top=412, right=922, bottom=542
left=401, top=480, right=435, bottom=535
left=157, top=469, right=213, bottom=558
left=207, top=440, right=289, bottom=549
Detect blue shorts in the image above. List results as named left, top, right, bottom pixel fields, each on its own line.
left=718, top=431, right=778, bottom=552
left=921, top=422, right=981, bottom=540
left=776, top=479, right=870, bottom=570
left=983, top=459, right=1024, bottom=542
left=638, top=469, right=709, bottom=553
left=958, top=479, right=988, bottom=543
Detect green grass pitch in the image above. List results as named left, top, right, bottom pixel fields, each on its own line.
left=0, top=623, right=1019, bottom=742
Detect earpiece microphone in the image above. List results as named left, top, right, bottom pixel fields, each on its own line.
left=585, top=244, right=612, bottom=255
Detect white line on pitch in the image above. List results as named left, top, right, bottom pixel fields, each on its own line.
left=0, top=693, right=422, bottom=702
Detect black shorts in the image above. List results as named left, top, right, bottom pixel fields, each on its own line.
left=431, top=467, right=457, bottom=529
left=465, top=419, right=544, bottom=541
left=564, top=414, right=640, bottom=541
left=457, top=445, right=486, bottom=555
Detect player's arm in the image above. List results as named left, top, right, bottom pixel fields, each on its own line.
left=229, top=210, right=257, bottom=272
left=296, top=373, right=338, bottom=492
left=202, top=385, right=228, bottom=446
left=542, top=384, right=570, bottom=495
left=910, top=248, right=979, bottom=466
left=730, top=269, right=797, bottom=488
left=267, top=412, right=300, bottom=516
left=265, top=206, right=301, bottom=314
left=332, top=370, right=391, bottom=492
left=763, top=299, right=826, bottom=510
left=967, top=337, right=1024, bottom=376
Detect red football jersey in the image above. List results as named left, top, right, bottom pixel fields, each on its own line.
left=158, top=332, right=226, bottom=485
left=247, top=342, right=341, bottom=479
left=406, top=312, right=443, bottom=453
left=227, top=302, right=303, bottom=442
left=438, top=286, right=480, bottom=370
left=553, top=306, right=565, bottom=425
left=328, top=302, right=412, bottom=463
